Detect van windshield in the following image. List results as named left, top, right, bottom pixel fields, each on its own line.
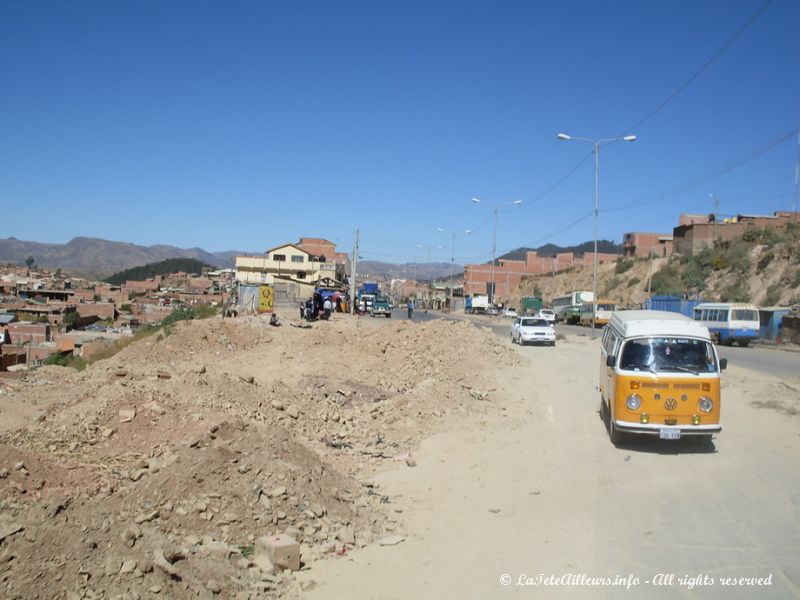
left=620, top=338, right=717, bottom=374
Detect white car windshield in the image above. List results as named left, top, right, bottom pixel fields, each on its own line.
left=521, top=319, right=549, bottom=327
left=620, top=338, right=717, bottom=374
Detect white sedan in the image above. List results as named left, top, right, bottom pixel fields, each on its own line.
left=536, top=309, right=556, bottom=324
left=511, top=317, right=556, bottom=346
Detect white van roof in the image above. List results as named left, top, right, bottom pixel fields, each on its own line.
left=609, top=310, right=711, bottom=340
left=693, top=302, right=758, bottom=311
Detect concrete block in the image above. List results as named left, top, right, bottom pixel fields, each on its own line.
left=256, top=534, right=300, bottom=571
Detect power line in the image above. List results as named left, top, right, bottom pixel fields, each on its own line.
left=624, top=0, right=773, bottom=134
left=507, top=1, right=773, bottom=217
left=603, top=127, right=799, bottom=214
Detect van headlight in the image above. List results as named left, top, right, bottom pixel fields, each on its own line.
left=626, top=394, right=642, bottom=411
left=698, top=396, right=713, bottom=413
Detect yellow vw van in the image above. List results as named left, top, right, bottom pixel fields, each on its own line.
left=599, top=311, right=727, bottom=445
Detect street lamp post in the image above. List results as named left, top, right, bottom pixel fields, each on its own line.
left=471, top=197, right=522, bottom=305
left=557, top=132, right=636, bottom=338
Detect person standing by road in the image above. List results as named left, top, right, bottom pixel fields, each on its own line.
left=407, top=300, right=414, bottom=320
left=323, top=297, right=332, bottom=320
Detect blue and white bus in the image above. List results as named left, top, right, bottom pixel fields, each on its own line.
left=692, top=302, right=760, bottom=347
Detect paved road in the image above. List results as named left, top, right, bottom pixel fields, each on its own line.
left=435, top=313, right=800, bottom=380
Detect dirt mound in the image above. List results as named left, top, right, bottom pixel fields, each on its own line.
left=0, top=315, right=516, bottom=599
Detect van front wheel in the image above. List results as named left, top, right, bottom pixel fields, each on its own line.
left=602, top=398, right=623, bottom=445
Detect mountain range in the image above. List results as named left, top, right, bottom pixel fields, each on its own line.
left=0, top=237, right=242, bottom=276
left=0, top=236, right=623, bottom=281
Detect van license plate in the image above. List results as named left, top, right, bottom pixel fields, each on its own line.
left=660, top=428, right=681, bottom=440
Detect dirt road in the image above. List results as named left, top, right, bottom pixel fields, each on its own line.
left=301, top=333, right=800, bottom=599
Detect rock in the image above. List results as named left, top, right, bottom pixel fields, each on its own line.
left=135, top=510, right=159, bottom=524
left=269, top=486, right=287, bottom=498
left=0, top=521, right=24, bottom=543
left=286, top=405, right=300, bottom=419
left=337, top=526, right=355, bottom=546
left=119, top=560, right=137, bottom=574
left=153, top=549, right=178, bottom=578
left=104, top=558, right=121, bottom=577
left=405, top=458, right=417, bottom=468
left=256, top=534, right=300, bottom=572
left=270, top=400, right=284, bottom=411
left=488, top=508, right=501, bottom=514
left=0, top=468, right=8, bottom=479
left=148, top=403, right=166, bottom=416
left=14, top=462, right=25, bottom=471
left=207, top=579, right=222, bottom=594
left=101, top=427, right=115, bottom=439
left=378, top=535, right=405, bottom=546
left=194, top=501, right=208, bottom=513
left=119, top=408, right=136, bottom=423
left=237, top=463, right=251, bottom=474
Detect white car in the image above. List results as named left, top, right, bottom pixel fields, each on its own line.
left=537, top=309, right=556, bottom=324
left=511, top=317, right=556, bottom=346
left=503, top=307, right=518, bottom=318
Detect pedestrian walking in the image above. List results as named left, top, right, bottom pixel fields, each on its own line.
left=407, top=300, right=413, bottom=319
left=323, top=297, right=332, bottom=320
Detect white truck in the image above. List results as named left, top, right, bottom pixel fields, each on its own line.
left=465, top=294, right=490, bottom=314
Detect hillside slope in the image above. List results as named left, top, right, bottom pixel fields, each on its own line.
left=511, top=227, right=800, bottom=309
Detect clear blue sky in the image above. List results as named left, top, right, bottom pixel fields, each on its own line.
left=1, top=0, right=798, bottom=265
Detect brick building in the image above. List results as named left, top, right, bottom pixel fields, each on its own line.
left=672, top=211, right=796, bottom=256
left=622, top=232, right=674, bottom=257
left=464, top=250, right=620, bottom=302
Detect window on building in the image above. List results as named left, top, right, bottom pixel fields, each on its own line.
left=272, top=254, right=286, bottom=262
left=297, top=271, right=306, bottom=279
left=291, top=255, right=305, bottom=263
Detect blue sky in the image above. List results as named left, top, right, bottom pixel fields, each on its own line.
left=1, top=0, right=798, bottom=265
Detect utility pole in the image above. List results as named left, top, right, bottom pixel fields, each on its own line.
left=350, top=228, right=359, bottom=315
left=710, top=193, right=719, bottom=242
left=793, top=131, right=799, bottom=224
left=647, top=250, right=654, bottom=301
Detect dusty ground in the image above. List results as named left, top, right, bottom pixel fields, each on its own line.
left=2, top=312, right=799, bottom=599
left=0, top=313, right=516, bottom=599
left=299, top=319, right=800, bottom=600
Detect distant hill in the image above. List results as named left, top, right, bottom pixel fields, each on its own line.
left=104, top=258, right=217, bottom=286
left=0, top=237, right=246, bottom=274
left=499, top=240, right=623, bottom=262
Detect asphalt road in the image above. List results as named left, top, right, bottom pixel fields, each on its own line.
left=435, top=313, right=800, bottom=380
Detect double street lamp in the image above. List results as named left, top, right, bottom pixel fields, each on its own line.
left=557, top=132, right=636, bottom=338
left=471, top=197, right=522, bottom=305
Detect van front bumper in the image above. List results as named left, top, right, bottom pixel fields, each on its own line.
left=614, top=421, right=722, bottom=435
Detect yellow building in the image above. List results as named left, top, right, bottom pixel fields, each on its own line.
left=235, top=242, right=348, bottom=302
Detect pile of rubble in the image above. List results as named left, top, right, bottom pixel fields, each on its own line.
left=0, top=315, right=517, bottom=599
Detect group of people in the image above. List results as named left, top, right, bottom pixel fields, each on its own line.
left=301, top=293, right=340, bottom=322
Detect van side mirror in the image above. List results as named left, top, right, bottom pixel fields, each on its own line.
left=606, top=355, right=615, bottom=367
left=719, top=358, right=727, bottom=371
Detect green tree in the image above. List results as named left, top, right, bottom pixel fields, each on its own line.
left=64, top=311, right=80, bottom=331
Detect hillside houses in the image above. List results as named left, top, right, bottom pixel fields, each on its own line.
left=0, top=265, right=231, bottom=370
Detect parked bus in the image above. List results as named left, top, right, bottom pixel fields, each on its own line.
left=552, top=291, right=593, bottom=322
left=600, top=310, right=727, bottom=445
left=579, top=300, right=618, bottom=327
left=691, top=302, right=760, bottom=347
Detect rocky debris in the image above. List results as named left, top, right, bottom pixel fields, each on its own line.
left=0, top=316, right=512, bottom=599
left=257, top=533, right=300, bottom=572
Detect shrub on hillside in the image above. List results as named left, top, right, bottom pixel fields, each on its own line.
left=614, top=258, right=634, bottom=274
left=719, top=275, right=751, bottom=302
left=649, top=264, right=683, bottom=295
